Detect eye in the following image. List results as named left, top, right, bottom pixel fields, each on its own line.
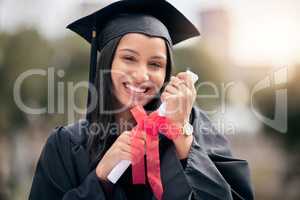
left=122, top=55, right=136, bottom=62
left=149, top=61, right=163, bottom=68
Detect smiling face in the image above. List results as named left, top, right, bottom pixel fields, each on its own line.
left=111, top=33, right=167, bottom=110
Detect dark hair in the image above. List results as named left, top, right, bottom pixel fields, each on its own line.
left=86, top=35, right=173, bottom=165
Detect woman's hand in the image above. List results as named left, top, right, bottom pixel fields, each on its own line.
left=161, top=72, right=197, bottom=127
left=161, top=72, right=196, bottom=159
left=95, top=131, right=145, bottom=181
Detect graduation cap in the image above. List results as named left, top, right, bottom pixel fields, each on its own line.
left=66, top=0, right=200, bottom=121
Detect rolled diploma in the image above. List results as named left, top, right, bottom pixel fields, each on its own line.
left=107, top=70, right=198, bottom=183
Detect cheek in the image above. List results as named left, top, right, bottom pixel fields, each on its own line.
left=111, top=72, right=124, bottom=104
left=111, top=71, right=122, bottom=92
left=111, top=60, right=125, bottom=87
left=111, top=58, right=132, bottom=78
left=155, top=70, right=167, bottom=89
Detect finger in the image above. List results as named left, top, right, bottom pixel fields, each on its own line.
left=181, top=83, right=195, bottom=100
left=169, top=76, right=185, bottom=90
left=118, top=134, right=132, bottom=146
left=165, top=84, right=179, bottom=95
left=177, top=72, right=194, bottom=89
left=121, top=130, right=134, bottom=139
left=123, top=130, right=132, bottom=136
left=176, top=83, right=196, bottom=110
left=119, top=139, right=145, bottom=160
left=119, top=142, right=132, bottom=154
left=171, top=77, right=193, bottom=97
left=177, top=73, right=197, bottom=96
left=130, top=136, right=145, bottom=148
left=120, top=151, right=132, bottom=161
left=173, top=77, right=189, bottom=96
left=177, top=72, right=194, bottom=83
left=128, top=130, right=145, bottom=150
left=119, top=131, right=132, bottom=139
left=161, top=90, right=177, bottom=101
left=161, top=90, right=175, bottom=102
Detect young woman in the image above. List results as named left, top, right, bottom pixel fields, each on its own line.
left=29, top=1, right=254, bottom=199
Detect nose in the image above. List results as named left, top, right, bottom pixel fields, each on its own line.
left=131, top=65, right=150, bottom=83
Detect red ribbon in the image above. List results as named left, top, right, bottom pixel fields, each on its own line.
left=130, top=105, right=181, bottom=200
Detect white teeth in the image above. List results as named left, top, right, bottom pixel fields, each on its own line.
left=125, top=83, right=146, bottom=93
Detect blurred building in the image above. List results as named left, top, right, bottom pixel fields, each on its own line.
left=199, top=7, right=273, bottom=81
left=200, top=9, right=231, bottom=65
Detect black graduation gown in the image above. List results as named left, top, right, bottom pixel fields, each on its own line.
left=29, top=106, right=254, bottom=200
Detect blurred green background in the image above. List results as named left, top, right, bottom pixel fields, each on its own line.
left=1, top=0, right=300, bottom=199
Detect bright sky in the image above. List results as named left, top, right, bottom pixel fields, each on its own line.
left=227, top=0, right=300, bottom=66
left=1, top=0, right=300, bottom=66
left=0, top=0, right=202, bottom=37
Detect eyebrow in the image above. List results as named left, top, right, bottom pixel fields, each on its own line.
left=119, top=48, right=167, bottom=60
left=119, top=48, right=139, bottom=55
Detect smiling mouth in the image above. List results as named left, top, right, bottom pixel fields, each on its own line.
left=123, top=83, right=150, bottom=94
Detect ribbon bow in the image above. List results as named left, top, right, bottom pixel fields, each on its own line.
left=130, top=105, right=181, bottom=200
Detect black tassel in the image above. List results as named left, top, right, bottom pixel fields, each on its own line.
left=86, top=27, right=98, bottom=122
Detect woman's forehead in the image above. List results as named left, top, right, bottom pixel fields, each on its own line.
left=117, top=33, right=167, bottom=55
